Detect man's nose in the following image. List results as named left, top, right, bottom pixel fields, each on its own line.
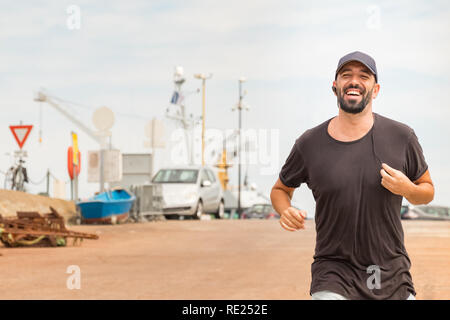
left=349, top=76, right=360, bottom=86
left=346, top=77, right=361, bottom=88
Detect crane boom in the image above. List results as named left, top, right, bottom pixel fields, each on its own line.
left=34, top=90, right=112, bottom=193
left=34, top=91, right=107, bottom=147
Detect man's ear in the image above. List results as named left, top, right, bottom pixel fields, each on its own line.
left=372, top=83, right=380, bottom=99
left=332, top=81, right=337, bottom=96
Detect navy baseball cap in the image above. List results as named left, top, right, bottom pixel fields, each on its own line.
left=335, top=51, right=378, bottom=83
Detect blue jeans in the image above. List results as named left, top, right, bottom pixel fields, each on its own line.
left=311, top=290, right=416, bottom=300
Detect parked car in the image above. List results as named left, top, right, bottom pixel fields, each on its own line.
left=400, top=205, right=409, bottom=218
left=151, top=166, right=224, bottom=219
left=241, top=204, right=278, bottom=220
left=401, top=204, right=450, bottom=221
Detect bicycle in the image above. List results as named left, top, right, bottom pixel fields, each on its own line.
left=4, top=159, right=28, bottom=192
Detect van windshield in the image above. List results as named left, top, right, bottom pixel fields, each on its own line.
left=152, top=169, right=199, bottom=183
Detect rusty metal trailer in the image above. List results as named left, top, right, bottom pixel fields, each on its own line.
left=0, top=207, right=98, bottom=247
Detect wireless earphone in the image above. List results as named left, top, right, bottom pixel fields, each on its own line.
left=332, top=86, right=337, bottom=94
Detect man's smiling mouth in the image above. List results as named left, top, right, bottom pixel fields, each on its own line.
left=345, top=89, right=361, bottom=96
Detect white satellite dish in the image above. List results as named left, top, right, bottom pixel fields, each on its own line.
left=92, top=106, right=115, bottom=131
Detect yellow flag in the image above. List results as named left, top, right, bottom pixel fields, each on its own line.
left=72, top=132, right=79, bottom=166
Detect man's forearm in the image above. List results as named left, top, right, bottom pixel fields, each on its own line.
left=270, top=188, right=292, bottom=216
left=404, top=182, right=434, bottom=205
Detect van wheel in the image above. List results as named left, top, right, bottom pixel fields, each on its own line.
left=194, top=201, right=203, bottom=220
left=215, top=201, right=225, bottom=219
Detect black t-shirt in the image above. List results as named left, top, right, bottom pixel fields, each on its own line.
left=279, top=113, right=428, bottom=300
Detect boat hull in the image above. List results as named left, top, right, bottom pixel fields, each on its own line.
left=77, top=189, right=136, bottom=224
left=81, top=211, right=129, bottom=224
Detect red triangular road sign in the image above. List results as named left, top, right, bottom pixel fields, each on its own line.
left=9, top=125, right=33, bottom=149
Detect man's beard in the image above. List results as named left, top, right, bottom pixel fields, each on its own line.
left=337, top=85, right=372, bottom=114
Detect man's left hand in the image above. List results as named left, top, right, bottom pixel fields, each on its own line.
left=380, top=163, right=414, bottom=197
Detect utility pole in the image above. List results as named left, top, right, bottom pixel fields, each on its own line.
left=194, top=73, right=213, bottom=166
left=234, top=77, right=248, bottom=217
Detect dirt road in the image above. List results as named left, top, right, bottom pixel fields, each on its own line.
left=0, top=219, right=449, bottom=300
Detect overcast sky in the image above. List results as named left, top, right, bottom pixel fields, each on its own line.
left=1, top=0, right=449, bottom=216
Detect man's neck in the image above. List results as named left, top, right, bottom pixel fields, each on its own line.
left=335, top=105, right=374, bottom=136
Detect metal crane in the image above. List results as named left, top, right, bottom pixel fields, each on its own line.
left=34, top=91, right=110, bottom=147
left=34, top=90, right=111, bottom=193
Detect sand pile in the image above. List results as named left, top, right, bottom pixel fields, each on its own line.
left=0, top=189, right=77, bottom=223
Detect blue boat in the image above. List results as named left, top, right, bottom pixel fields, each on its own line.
left=77, top=189, right=136, bottom=224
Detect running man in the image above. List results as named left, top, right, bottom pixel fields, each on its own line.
left=270, top=51, right=434, bottom=300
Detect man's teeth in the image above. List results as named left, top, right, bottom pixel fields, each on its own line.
left=346, top=90, right=360, bottom=96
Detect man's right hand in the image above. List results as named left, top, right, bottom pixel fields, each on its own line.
left=279, top=207, right=307, bottom=231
